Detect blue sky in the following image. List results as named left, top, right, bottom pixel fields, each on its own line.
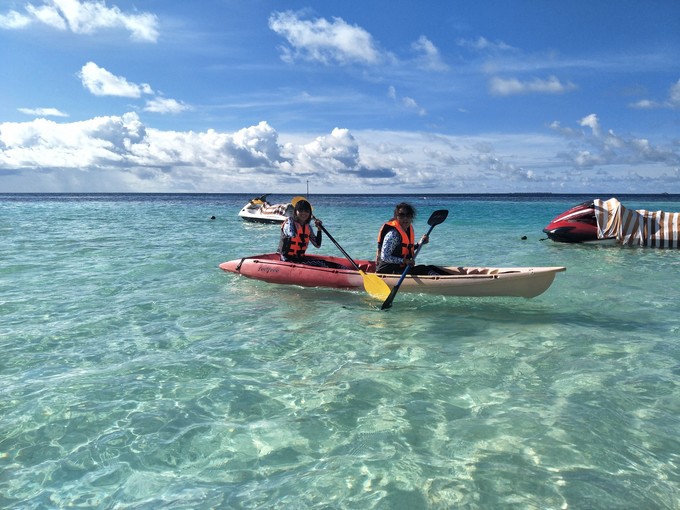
left=1, top=0, right=679, bottom=193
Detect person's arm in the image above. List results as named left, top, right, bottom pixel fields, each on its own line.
left=380, top=230, right=406, bottom=264
left=281, top=218, right=295, bottom=238
left=278, top=218, right=295, bottom=260
left=411, top=235, right=429, bottom=255
left=309, top=219, right=322, bottom=248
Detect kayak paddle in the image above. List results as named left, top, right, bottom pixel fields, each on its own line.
left=380, top=209, right=449, bottom=310
left=297, top=197, right=389, bottom=300
left=316, top=221, right=391, bottom=301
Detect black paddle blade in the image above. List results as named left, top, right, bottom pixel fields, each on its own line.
left=380, top=289, right=397, bottom=310
left=428, top=209, right=449, bottom=226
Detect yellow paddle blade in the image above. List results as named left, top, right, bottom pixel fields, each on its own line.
left=360, top=271, right=392, bottom=300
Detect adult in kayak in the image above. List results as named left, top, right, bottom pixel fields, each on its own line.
left=376, top=202, right=446, bottom=275
left=278, top=199, right=327, bottom=266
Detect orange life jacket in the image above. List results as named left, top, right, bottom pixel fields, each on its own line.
left=376, top=219, right=414, bottom=264
left=280, top=220, right=311, bottom=258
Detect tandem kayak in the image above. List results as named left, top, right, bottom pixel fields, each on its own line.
left=219, top=253, right=566, bottom=299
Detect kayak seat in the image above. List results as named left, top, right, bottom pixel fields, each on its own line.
left=336, top=263, right=353, bottom=270
left=323, top=261, right=352, bottom=270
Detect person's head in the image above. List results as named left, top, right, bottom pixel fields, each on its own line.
left=393, top=202, right=416, bottom=228
left=294, top=199, right=313, bottom=222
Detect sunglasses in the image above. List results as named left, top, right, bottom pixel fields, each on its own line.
left=397, top=211, right=412, bottom=218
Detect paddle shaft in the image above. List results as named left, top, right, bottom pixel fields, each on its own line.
left=310, top=216, right=391, bottom=300
left=315, top=221, right=362, bottom=272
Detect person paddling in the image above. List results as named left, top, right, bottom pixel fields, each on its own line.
left=277, top=199, right=326, bottom=266
left=376, top=202, right=445, bottom=275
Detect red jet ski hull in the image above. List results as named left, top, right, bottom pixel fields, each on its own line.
left=542, top=201, right=600, bottom=243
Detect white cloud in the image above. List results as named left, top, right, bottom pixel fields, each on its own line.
left=629, top=99, right=660, bottom=109
left=579, top=113, right=601, bottom=137
left=268, top=11, right=380, bottom=65
left=1, top=113, right=678, bottom=193
left=0, top=115, right=371, bottom=190
left=143, top=97, right=190, bottom=114
left=292, top=128, right=359, bottom=173
left=0, top=114, right=287, bottom=174
left=402, top=97, right=426, bottom=116
left=18, top=107, right=69, bottom=117
left=631, top=78, right=680, bottom=109
left=550, top=113, right=680, bottom=169
left=489, top=75, right=577, bottom=96
left=0, top=0, right=159, bottom=42
left=0, top=10, right=33, bottom=28
left=0, top=113, right=146, bottom=169
left=411, top=36, right=448, bottom=71
left=78, top=62, right=187, bottom=114
left=79, top=61, right=153, bottom=97
left=26, top=3, right=66, bottom=29
left=548, top=121, right=576, bottom=137
left=457, top=36, right=516, bottom=53
left=387, top=86, right=426, bottom=116
left=669, top=79, right=680, bottom=106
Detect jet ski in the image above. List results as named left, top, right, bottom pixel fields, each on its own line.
left=544, top=198, right=680, bottom=247
left=238, top=194, right=294, bottom=224
left=542, top=200, right=605, bottom=243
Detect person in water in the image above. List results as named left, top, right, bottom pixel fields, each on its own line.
left=278, top=199, right=326, bottom=266
left=376, top=202, right=445, bottom=275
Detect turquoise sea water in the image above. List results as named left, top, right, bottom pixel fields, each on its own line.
left=2, top=193, right=680, bottom=509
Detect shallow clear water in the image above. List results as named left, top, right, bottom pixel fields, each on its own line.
left=1, top=193, right=679, bottom=509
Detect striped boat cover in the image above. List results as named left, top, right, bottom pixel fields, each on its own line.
left=261, top=203, right=291, bottom=215
left=594, top=198, right=680, bottom=248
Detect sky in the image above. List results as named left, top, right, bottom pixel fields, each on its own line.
left=1, top=0, right=679, bottom=194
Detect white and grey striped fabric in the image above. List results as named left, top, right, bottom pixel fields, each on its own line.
left=594, top=198, right=680, bottom=248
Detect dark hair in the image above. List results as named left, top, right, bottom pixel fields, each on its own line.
left=294, top=199, right=312, bottom=213
left=393, top=202, right=416, bottom=219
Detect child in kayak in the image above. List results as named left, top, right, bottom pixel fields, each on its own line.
left=278, top=199, right=327, bottom=266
